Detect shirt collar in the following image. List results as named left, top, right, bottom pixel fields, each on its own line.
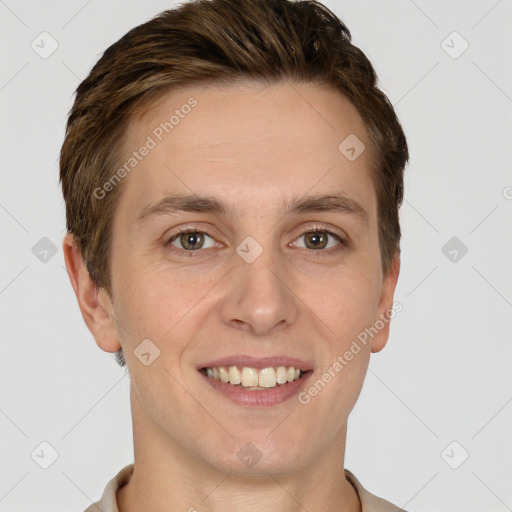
left=90, top=464, right=407, bottom=512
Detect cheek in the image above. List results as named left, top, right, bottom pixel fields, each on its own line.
left=112, top=259, right=217, bottom=346
left=306, top=266, right=382, bottom=345
left=299, top=273, right=379, bottom=422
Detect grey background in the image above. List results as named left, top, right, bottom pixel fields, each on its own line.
left=1, top=0, right=511, bottom=511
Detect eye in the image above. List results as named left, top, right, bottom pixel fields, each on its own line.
left=164, top=225, right=347, bottom=258
left=166, top=230, right=216, bottom=253
left=293, top=228, right=345, bottom=251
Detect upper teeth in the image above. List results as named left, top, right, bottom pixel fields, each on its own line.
left=205, top=366, right=303, bottom=388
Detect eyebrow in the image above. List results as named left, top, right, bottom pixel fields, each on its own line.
left=136, top=191, right=368, bottom=226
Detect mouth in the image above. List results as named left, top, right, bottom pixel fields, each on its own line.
left=200, top=365, right=310, bottom=390
left=197, top=358, right=313, bottom=407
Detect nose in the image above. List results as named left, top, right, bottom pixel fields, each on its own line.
left=220, top=244, right=299, bottom=336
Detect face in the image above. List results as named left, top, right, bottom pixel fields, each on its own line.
left=69, top=80, right=399, bottom=476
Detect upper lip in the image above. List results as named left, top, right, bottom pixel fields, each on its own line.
left=199, top=355, right=313, bottom=371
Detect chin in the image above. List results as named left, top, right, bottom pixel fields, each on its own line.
left=206, top=435, right=313, bottom=477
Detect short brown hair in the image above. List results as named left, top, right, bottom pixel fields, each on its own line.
left=60, top=0, right=408, bottom=365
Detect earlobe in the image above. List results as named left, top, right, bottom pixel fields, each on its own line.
left=370, top=251, right=401, bottom=353
left=62, top=233, right=121, bottom=353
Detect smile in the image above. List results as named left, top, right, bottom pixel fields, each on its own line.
left=202, top=365, right=306, bottom=389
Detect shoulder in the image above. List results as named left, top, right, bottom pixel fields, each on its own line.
left=82, top=464, right=134, bottom=512
left=345, top=469, right=410, bottom=512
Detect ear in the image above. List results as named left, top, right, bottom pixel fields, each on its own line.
left=370, top=251, right=400, bottom=353
left=62, top=233, right=121, bottom=353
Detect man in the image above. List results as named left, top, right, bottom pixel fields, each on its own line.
left=60, top=0, right=409, bottom=510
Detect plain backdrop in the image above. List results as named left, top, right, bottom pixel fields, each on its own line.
left=1, top=1, right=511, bottom=511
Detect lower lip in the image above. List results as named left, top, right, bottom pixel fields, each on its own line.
left=199, top=370, right=313, bottom=407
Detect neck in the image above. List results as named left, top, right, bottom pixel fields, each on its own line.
left=117, top=385, right=361, bottom=512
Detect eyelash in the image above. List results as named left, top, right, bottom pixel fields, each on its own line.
left=165, top=225, right=348, bottom=258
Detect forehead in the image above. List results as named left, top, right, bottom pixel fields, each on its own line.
left=117, top=80, right=375, bottom=221
left=130, top=80, right=368, bottom=158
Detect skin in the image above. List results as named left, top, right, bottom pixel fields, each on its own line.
left=63, top=80, right=400, bottom=512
